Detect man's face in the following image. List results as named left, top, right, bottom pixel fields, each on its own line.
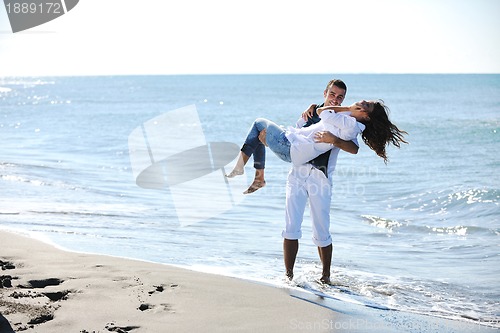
left=323, top=85, right=346, bottom=106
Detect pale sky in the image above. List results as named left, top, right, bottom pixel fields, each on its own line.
left=0, top=0, right=499, bottom=76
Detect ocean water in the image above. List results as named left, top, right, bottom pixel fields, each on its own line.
left=1, top=74, right=499, bottom=328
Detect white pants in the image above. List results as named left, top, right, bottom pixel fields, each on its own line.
left=282, top=164, right=333, bottom=247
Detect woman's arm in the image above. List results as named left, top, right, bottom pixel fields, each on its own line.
left=314, top=131, right=359, bottom=154
left=317, top=102, right=364, bottom=115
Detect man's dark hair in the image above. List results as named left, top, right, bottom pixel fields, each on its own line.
left=326, top=79, right=347, bottom=93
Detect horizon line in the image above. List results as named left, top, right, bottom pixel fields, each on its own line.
left=1, top=72, right=499, bottom=78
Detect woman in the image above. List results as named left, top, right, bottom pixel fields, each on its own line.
left=226, top=100, right=408, bottom=194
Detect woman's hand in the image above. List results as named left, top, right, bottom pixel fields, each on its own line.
left=301, top=104, right=317, bottom=120
left=349, top=101, right=365, bottom=112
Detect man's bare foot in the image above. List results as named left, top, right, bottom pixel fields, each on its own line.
left=225, top=169, right=244, bottom=178
left=319, top=276, right=331, bottom=285
left=285, top=270, right=294, bottom=281
left=243, top=180, right=266, bottom=194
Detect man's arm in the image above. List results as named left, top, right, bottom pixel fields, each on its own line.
left=299, top=104, right=321, bottom=128
left=314, top=131, right=359, bottom=154
left=319, top=111, right=362, bottom=142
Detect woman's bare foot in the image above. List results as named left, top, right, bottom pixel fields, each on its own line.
left=226, top=152, right=249, bottom=178
left=243, top=180, right=266, bottom=194
left=225, top=169, right=244, bottom=178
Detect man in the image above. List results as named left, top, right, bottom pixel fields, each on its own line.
left=262, top=79, right=358, bottom=284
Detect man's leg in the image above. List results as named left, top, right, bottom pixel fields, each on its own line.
left=318, top=244, right=332, bottom=284
left=283, top=167, right=307, bottom=280
left=308, top=168, right=333, bottom=283
left=284, top=239, right=299, bottom=280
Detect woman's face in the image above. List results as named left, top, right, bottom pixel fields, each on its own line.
left=351, top=100, right=375, bottom=122
left=359, top=100, right=375, bottom=113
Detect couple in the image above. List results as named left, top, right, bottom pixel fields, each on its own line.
left=226, top=79, right=407, bottom=283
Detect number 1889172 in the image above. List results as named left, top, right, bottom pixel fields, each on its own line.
left=5, top=2, right=63, bottom=14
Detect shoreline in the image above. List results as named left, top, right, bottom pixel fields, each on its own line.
left=1, top=230, right=497, bottom=332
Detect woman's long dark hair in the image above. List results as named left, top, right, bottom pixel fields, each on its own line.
left=361, top=100, right=408, bottom=163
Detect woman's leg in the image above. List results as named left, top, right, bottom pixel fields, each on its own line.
left=244, top=120, right=292, bottom=194
left=225, top=152, right=249, bottom=178
left=242, top=139, right=266, bottom=194
left=226, top=118, right=267, bottom=178
left=229, top=144, right=266, bottom=194
left=225, top=136, right=258, bottom=178
left=227, top=118, right=290, bottom=194
left=240, top=119, right=272, bottom=194
left=262, top=122, right=292, bottom=163
left=227, top=118, right=285, bottom=177
left=244, top=118, right=292, bottom=162
left=244, top=168, right=266, bottom=194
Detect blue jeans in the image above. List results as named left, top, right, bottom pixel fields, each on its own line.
left=241, top=118, right=292, bottom=168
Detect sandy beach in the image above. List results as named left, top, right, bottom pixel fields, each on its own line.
left=0, top=230, right=363, bottom=333
left=0, top=230, right=496, bottom=333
